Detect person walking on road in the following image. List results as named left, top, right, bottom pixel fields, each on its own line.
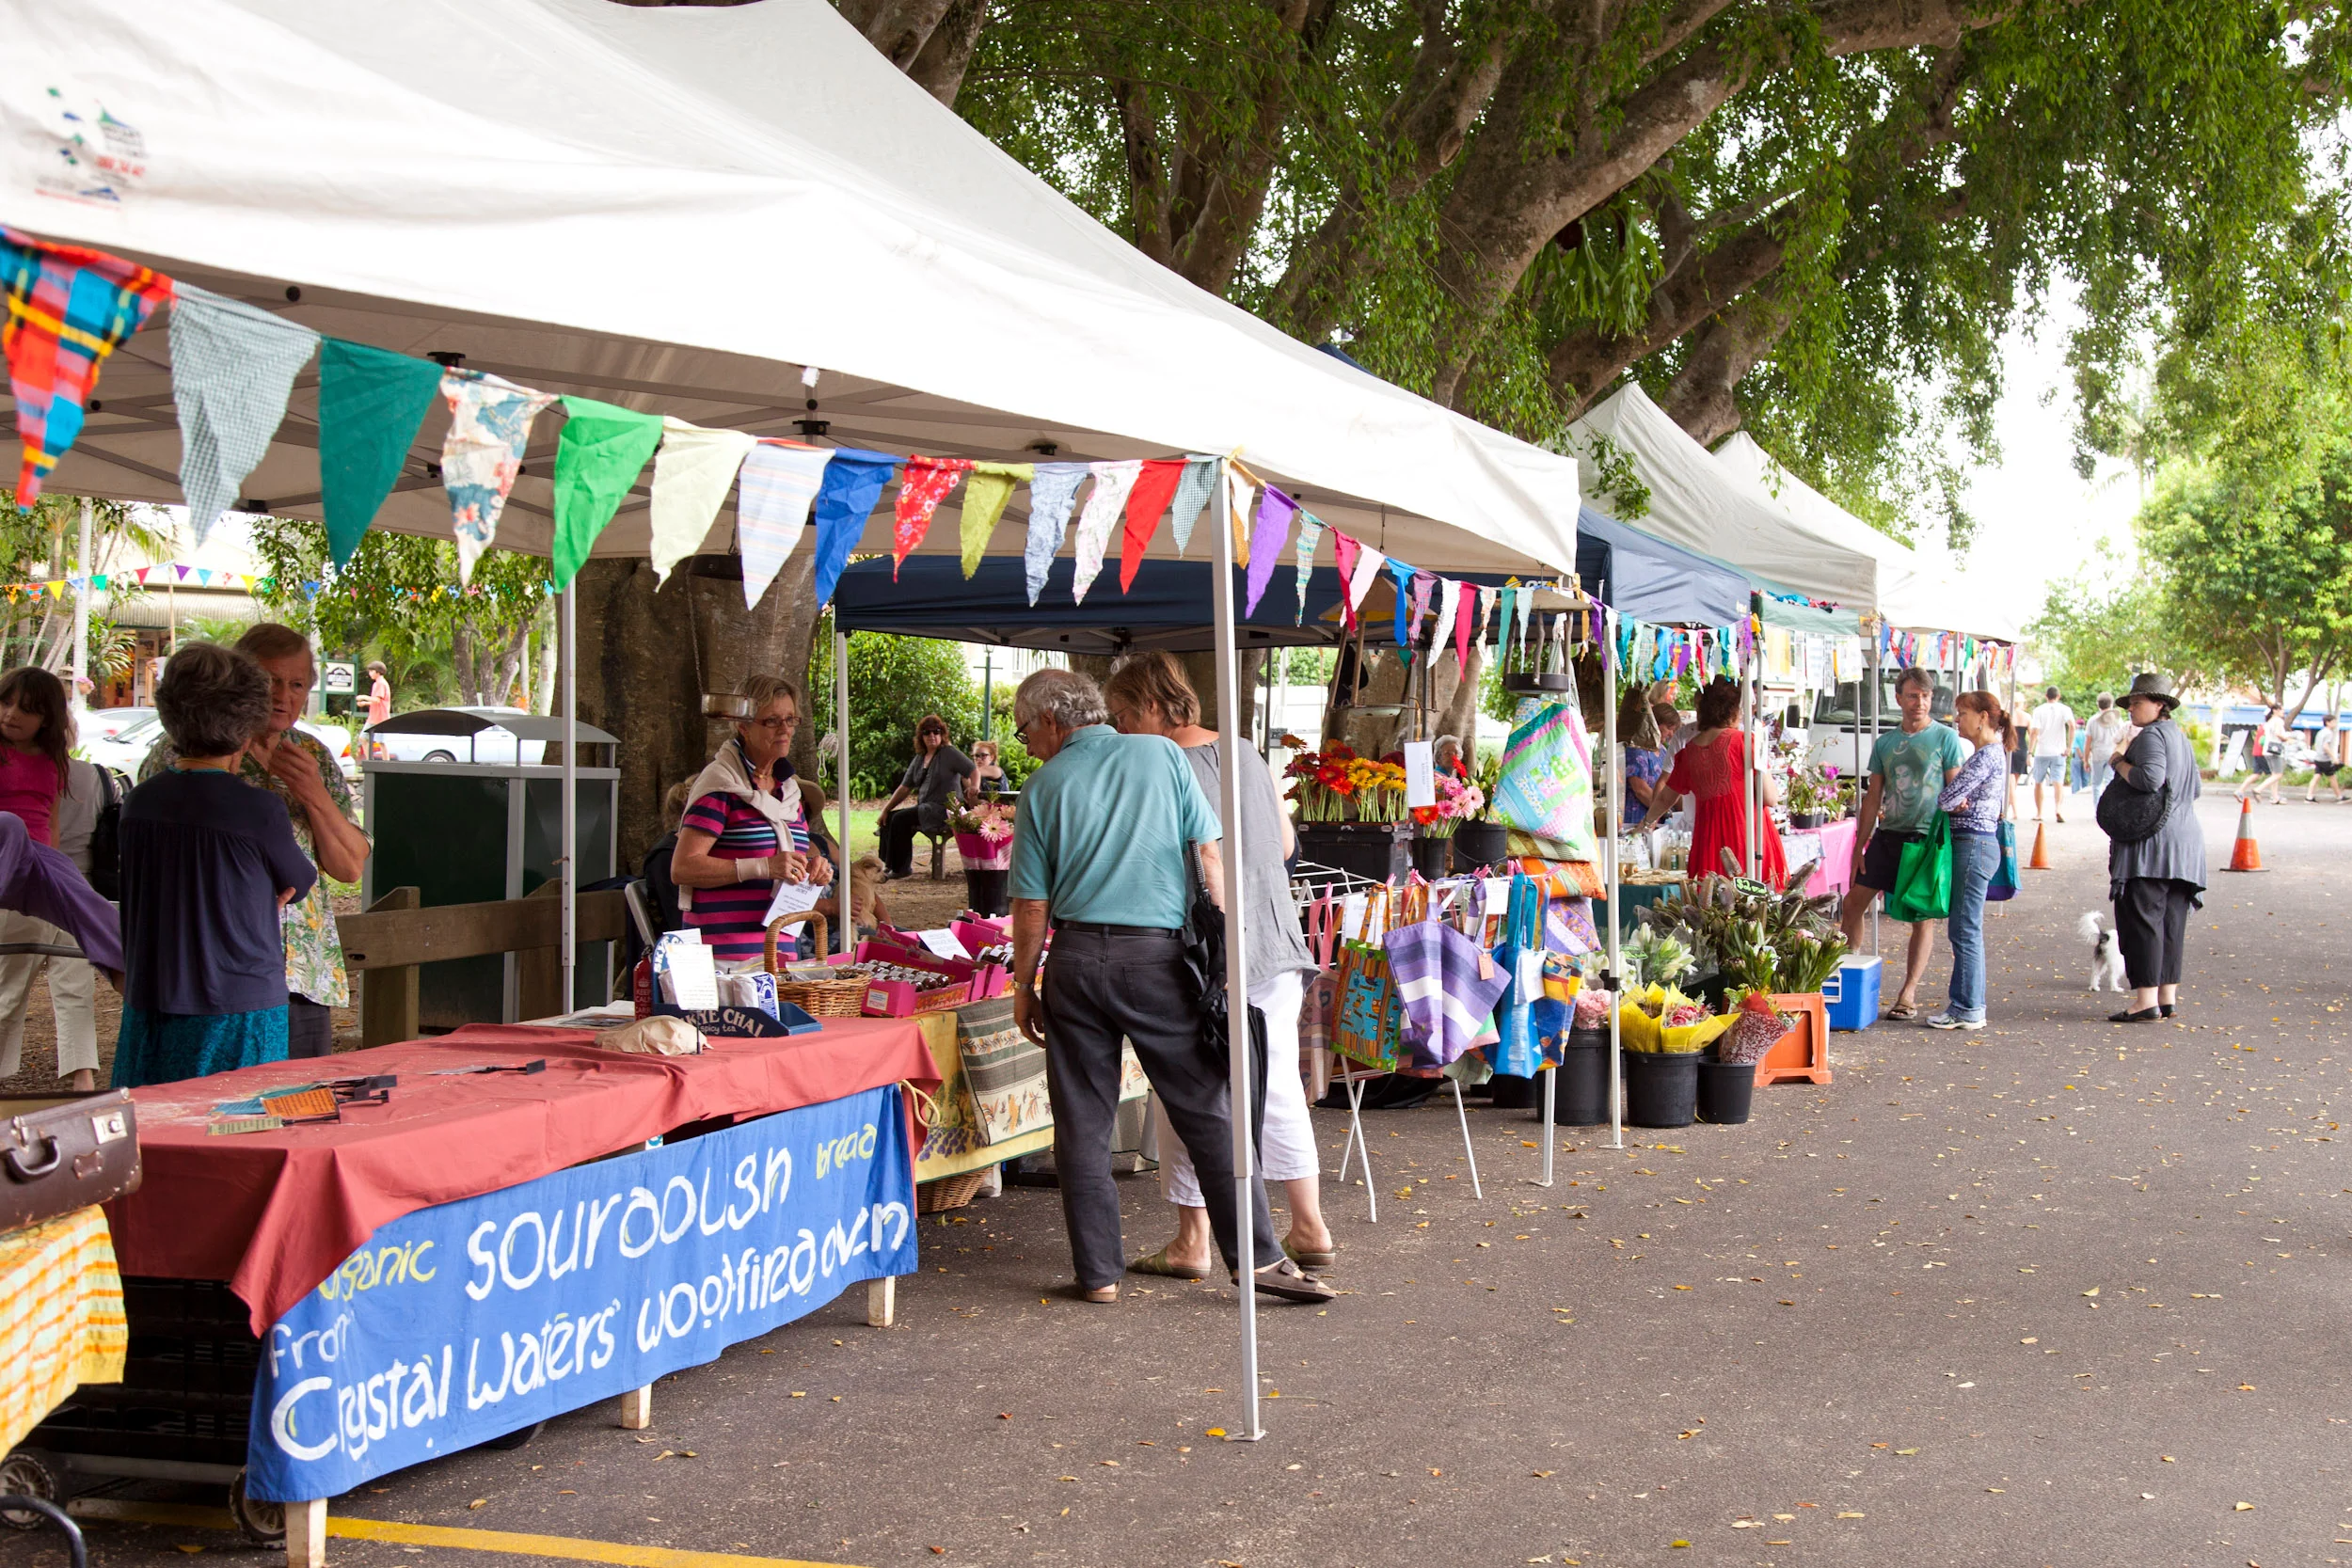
left=2104, top=673, right=2204, bottom=1023
left=2309, top=712, right=2346, bottom=802
left=363, top=661, right=392, bottom=732
left=2082, top=694, right=2128, bottom=806
left=2027, top=685, right=2075, bottom=823
left=1927, top=691, right=2013, bottom=1032
left=1006, top=667, right=1331, bottom=1307
left=2236, top=705, right=2286, bottom=805
left=1840, top=667, right=1967, bottom=1021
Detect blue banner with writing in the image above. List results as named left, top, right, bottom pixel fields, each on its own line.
left=246, top=1085, right=914, bottom=1501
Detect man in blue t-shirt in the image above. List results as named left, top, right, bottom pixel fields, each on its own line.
left=1840, top=667, right=1969, bottom=1021
left=1007, top=667, right=1328, bottom=1307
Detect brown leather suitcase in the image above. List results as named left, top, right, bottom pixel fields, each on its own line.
left=0, top=1089, right=141, bottom=1234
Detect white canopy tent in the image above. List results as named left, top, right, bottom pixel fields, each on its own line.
left=1712, top=432, right=2020, bottom=641
left=1569, top=384, right=1879, bottom=610
left=3, top=0, right=1588, bottom=1450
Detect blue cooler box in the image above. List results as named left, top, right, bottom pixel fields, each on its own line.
left=1823, top=955, right=1883, bottom=1031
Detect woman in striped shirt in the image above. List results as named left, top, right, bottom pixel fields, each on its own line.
left=1927, top=690, right=2012, bottom=1032
left=669, top=676, right=834, bottom=964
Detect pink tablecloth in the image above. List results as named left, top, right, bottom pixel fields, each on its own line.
left=1788, top=816, right=1856, bottom=898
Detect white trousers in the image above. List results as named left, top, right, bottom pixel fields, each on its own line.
left=1155, top=969, right=1318, bottom=1207
left=0, top=909, right=99, bottom=1080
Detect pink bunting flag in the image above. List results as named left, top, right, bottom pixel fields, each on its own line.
left=1407, top=571, right=1437, bottom=643
left=1346, top=539, right=1387, bottom=622
left=1244, top=487, right=1297, bottom=616
left=893, top=455, right=973, bottom=577
left=1331, top=531, right=1360, bottom=629
left=1453, top=579, right=1478, bottom=673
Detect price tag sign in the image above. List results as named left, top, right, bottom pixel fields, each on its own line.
left=1403, top=740, right=1436, bottom=809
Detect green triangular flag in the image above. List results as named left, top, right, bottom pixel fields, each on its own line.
left=551, top=395, right=664, bottom=589
left=318, top=339, right=443, bottom=566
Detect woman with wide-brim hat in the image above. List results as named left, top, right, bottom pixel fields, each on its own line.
left=2103, top=671, right=2206, bottom=1022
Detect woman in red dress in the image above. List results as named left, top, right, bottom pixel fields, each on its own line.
left=1647, top=676, right=1786, bottom=888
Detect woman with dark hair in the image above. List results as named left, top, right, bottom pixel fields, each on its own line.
left=0, top=666, right=73, bottom=846
left=877, top=712, right=973, bottom=880
left=1645, top=676, right=1786, bottom=887
left=1928, top=690, right=2014, bottom=1031
left=113, top=642, right=316, bottom=1088
left=2105, top=673, right=2205, bottom=1023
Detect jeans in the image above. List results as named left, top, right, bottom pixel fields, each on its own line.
left=1943, top=829, right=1999, bottom=1022
left=2088, top=759, right=2115, bottom=805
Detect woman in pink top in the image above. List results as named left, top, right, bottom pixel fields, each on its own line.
left=0, top=668, right=73, bottom=845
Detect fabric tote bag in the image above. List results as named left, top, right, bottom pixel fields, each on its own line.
left=1984, top=816, right=2020, bottom=903
left=1385, top=917, right=1511, bottom=1070
left=1486, top=874, right=1548, bottom=1078
left=1887, top=811, right=1953, bottom=923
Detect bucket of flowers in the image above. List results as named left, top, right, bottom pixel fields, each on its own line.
left=1785, top=761, right=1847, bottom=829
left=1285, top=742, right=1411, bottom=880
left=948, top=799, right=1015, bottom=871
left=1408, top=761, right=1486, bottom=877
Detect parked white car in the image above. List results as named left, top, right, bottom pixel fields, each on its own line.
left=361, top=706, right=548, bottom=767
left=82, top=708, right=358, bottom=782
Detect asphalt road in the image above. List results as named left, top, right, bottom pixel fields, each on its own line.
left=22, top=791, right=2352, bottom=1568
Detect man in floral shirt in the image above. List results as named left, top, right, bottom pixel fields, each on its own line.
left=141, top=625, right=369, bottom=1058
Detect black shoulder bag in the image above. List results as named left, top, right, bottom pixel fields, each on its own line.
left=84, top=765, right=124, bottom=901
left=1180, top=878, right=1269, bottom=1150
left=2095, top=721, right=2182, bottom=846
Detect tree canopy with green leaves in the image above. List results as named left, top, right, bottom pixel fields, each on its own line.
left=837, top=0, right=2350, bottom=548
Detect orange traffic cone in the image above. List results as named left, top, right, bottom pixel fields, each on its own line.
left=2028, top=819, right=2053, bottom=870
left=2224, top=796, right=2265, bottom=872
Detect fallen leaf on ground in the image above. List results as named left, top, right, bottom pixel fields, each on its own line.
left=1836, top=1511, right=1865, bottom=1518
left=1205, top=1427, right=1227, bottom=1437
left=469, top=1499, right=487, bottom=1510
left=2235, top=1501, right=2254, bottom=1511
left=1896, top=1448, right=1918, bottom=1455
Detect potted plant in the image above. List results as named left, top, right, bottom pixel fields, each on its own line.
left=1408, top=759, right=1485, bottom=879
left=1785, top=761, right=1842, bottom=830
left=1635, top=874, right=1848, bottom=1086
left=1453, top=751, right=1510, bottom=869
left=1286, top=743, right=1411, bottom=881
left=1615, top=983, right=1734, bottom=1128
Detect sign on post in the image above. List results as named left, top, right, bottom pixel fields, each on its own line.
left=245, top=1084, right=915, bottom=1500
left=321, top=660, right=357, bottom=696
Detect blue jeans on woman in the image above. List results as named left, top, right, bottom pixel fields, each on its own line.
left=1943, top=828, right=2000, bottom=1022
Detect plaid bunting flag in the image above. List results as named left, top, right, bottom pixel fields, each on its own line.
left=2, top=229, right=173, bottom=506
left=1293, top=511, right=1323, bottom=625
left=168, top=285, right=319, bottom=545
left=1166, top=458, right=1216, bottom=555
left=1071, top=460, right=1139, bottom=603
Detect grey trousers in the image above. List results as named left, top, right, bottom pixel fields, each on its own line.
left=287, top=995, right=336, bottom=1059
left=1041, top=927, right=1278, bottom=1291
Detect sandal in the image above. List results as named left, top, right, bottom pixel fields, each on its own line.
left=1885, top=1000, right=1920, bottom=1021
left=1127, top=1246, right=1207, bottom=1280
left=1079, top=1283, right=1119, bottom=1304
left=1242, top=1259, right=1337, bottom=1304
left=1283, top=1239, right=1337, bottom=1271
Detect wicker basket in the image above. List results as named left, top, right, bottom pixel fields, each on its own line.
left=773, top=972, right=869, bottom=1019
left=917, top=1169, right=989, bottom=1213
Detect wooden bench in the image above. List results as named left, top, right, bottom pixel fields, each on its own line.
left=337, top=883, right=629, bottom=1045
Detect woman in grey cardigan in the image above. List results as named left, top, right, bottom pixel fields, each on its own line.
left=2104, top=672, right=2205, bottom=1023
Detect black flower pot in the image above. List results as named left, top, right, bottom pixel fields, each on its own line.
left=1555, top=1031, right=1611, bottom=1124
left=1488, top=1072, right=1540, bottom=1110
left=1411, top=833, right=1454, bottom=879
left=963, top=867, right=1009, bottom=918
left=1621, top=1050, right=1700, bottom=1129
left=1453, top=819, right=1510, bottom=870
left=1788, top=811, right=1825, bottom=830
left=1695, top=1058, right=1757, bottom=1125
left=1296, top=821, right=1410, bottom=883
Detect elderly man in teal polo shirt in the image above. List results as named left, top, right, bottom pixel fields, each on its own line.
left=1009, top=667, right=1331, bottom=1307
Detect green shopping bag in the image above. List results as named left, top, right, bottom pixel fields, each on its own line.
left=1887, top=811, right=1953, bottom=923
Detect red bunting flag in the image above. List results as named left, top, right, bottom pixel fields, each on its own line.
left=1331, top=531, right=1360, bottom=629
left=1118, top=459, right=1186, bottom=592
left=893, top=455, right=973, bottom=577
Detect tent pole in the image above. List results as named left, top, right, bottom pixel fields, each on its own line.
left=1867, top=621, right=1880, bottom=960
left=1604, top=605, right=1623, bottom=1152
left=835, top=626, right=851, bottom=956
left=72, top=498, right=91, bottom=718
left=1209, top=458, right=1263, bottom=1442
left=560, top=583, right=577, bottom=1015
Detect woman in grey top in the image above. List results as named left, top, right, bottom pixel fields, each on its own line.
left=2104, top=672, right=2205, bottom=1023
left=1102, top=653, right=1335, bottom=1276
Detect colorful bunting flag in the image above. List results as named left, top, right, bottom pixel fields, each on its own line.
left=441, top=370, right=557, bottom=584
left=1167, top=459, right=1216, bottom=556
left=647, top=419, right=756, bottom=586
left=1348, top=538, right=1387, bottom=623
left=959, top=461, right=1033, bottom=578
left=1244, top=487, right=1297, bottom=616
left=168, top=285, right=319, bottom=546
left=1293, top=512, right=1323, bottom=626
left=736, top=440, right=833, bottom=609
left=551, top=396, right=665, bottom=591
left=1119, top=458, right=1186, bottom=592
left=319, top=338, right=442, bottom=567
left=1386, top=556, right=1417, bottom=647
left=1, top=229, right=173, bottom=507
left=1071, top=460, right=1140, bottom=603
left=893, top=454, right=973, bottom=576
left=1408, top=571, right=1438, bottom=646
left=1429, top=577, right=1458, bottom=672
left=1223, top=465, right=1255, bottom=566
left=1453, top=579, right=1478, bottom=673
left=1023, top=463, right=1088, bottom=606
left=809, top=448, right=900, bottom=607
left=1331, top=531, right=1360, bottom=628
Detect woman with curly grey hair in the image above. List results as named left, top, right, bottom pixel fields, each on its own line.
left=111, top=642, right=317, bottom=1088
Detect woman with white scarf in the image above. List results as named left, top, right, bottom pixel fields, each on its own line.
left=670, top=676, right=834, bottom=963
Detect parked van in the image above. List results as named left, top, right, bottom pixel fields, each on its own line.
left=1803, top=671, right=1962, bottom=771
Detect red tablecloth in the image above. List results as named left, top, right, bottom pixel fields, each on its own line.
left=105, top=1020, right=938, bottom=1336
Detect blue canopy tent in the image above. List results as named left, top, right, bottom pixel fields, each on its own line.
left=1573, top=505, right=1750, bottom=626
left=833, top=556, right=1357, bottom=653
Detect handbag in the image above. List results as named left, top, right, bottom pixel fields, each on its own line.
left=1984, top=817, right=2020, bottom=903
left=1179, top=877, right=1269, bottom=1145
left=1486, top=875, right=1547, bottom=1077
left=1886, top=811, right=1952, bottom=923
left=2095, top=721, right=2184, bottom=845
left=1331, top=887, right=1403, bottom=1070
left=1386, top=915, right=1510, bottom=1069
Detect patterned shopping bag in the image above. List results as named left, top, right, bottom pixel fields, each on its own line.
left=1385, top=918, right=1511, bottom=1069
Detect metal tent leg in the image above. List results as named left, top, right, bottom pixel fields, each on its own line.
left=1525, top=1066, right=1555, bottom=1187
left=1334, top=1068, right=1377, bottom=1222
left=1451, top=1078, right=1483, bottom=1200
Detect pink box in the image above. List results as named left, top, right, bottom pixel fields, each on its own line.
left=833, top=938, right=1010, bottom=1013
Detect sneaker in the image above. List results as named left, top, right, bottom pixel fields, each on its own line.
left=1926, top=1012, right=1986, bottom=1031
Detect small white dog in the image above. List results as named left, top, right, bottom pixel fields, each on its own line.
left=2079, top=911, right=2127, bottom=992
